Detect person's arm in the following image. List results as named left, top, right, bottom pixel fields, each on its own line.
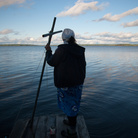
left=45, top=44, right=64, bottom=67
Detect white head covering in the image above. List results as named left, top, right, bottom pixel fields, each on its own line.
left=62, top=28, right=75, bottom=44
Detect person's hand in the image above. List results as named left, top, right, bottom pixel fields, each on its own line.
left=45, top=43, right=51, bottom=51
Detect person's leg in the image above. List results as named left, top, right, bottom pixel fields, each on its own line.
left=63, top=115, right=77, bottom=126
left=67, top=116, right=77, bottom=133
left=67, top=116, right=77, bottom=126
left=61, top=115, right=77, bottom=137
left=60, top=85, right=83, bottom=137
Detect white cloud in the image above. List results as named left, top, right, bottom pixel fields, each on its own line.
left=1, top=32, right=138, bottom=45
left=121, top=19, right=138, bottom=27
left=94, top=7, right=138, bottom=22
left=57, top=0, right=108, bottom=17
left=0, top=36, right=9, bottom=42
left=0, top=0, right=26, bottom=7
left=0, top=29, right=19, bottom=35
left=76, top=32, right=138, bottom=44
left=0, top=29, right=14, bottom=35
left=0, top=36, right=46, bottom=45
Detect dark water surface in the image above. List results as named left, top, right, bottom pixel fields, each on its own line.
left=0, top=46, right=138, bottom=138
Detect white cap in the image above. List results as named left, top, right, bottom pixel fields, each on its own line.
left=62, top=28, right=75, bottom=43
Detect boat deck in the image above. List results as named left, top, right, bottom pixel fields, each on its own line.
left=10, top=114, right=90, bottom=138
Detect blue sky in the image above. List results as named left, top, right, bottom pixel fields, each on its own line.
left=0, top=0, right=138, bottom=45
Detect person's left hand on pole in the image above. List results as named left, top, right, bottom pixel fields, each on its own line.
left=45, top=43, right=51, bottom=51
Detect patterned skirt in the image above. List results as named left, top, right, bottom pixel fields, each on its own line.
left=57, top=85, right=83, bottom=117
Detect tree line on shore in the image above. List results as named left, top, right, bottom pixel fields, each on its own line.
left=0, top=44, right=138, bottom=46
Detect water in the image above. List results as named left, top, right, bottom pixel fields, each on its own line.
left=0, top=45, right=138, bottom=138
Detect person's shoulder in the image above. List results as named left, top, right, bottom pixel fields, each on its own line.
left=58, top=44, right=68, bottom=48
left=54, top=44, right=67, bottom=54
left=76, top=43, right=85, bottom=48
left=73, top=43, right=85, bottom=52
left=57, top=44, right=69, bottom=52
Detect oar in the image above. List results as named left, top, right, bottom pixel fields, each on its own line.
left=30, top=17, right=57, bottom=127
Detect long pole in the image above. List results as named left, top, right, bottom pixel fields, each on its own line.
left=30, top=17, right=56, bottom=127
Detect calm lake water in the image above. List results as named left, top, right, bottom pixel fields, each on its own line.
left=0, top=45, right=138, bottom=138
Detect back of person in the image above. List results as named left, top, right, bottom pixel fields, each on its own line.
left=45, top=28, right=86, bottom=138
left=54, top=43, right=86, bottom=88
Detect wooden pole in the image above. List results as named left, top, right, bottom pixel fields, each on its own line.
left=30, top=17, right=56, bottom=127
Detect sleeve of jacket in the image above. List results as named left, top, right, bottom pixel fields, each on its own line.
left=46, top=47, right=64, bottom=67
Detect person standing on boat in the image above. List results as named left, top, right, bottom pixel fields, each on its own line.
left=45, top=28, right=86, bottom=137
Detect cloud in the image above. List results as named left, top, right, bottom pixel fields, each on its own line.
left=94, top=7, right=138, bottom=22
left=0, top=29, right=13, bottom=35
left=0, top=36, right=9, bottom=42
left=1, top=32, right=138, bottom=45
left=121, top=19, right=138, bottom=27
left=75, top=32, right=138, bottom=44
left=0, top=0, right=26, bottom=7
left=0, top=29, right=19, bottom=35
left=57, top=0, right=108, bottom=17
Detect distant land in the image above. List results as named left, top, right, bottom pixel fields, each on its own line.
left=81, top=44, right=138, bottom=46
left=0, top=44, right=138, bottom=46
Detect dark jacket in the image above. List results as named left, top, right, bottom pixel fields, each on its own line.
left=46, top=43, right=86, bottom=88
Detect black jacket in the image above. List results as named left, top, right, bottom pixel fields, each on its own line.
left=46, top=43, right=86, bottom=88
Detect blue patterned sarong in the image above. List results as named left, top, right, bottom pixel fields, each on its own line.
left=57, top=85, right=83, bottom=117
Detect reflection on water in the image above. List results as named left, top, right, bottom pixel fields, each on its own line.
left=0, top=46, right=138, bottom=138
left=83, top=46, right=138, bottom=137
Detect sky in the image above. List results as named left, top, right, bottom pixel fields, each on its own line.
left=0, top=0, right=138, bottom=45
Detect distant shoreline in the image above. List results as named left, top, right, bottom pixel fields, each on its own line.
left=0, top=44, right=138, bottom=46
left=81, top=44, right=138, bottom=46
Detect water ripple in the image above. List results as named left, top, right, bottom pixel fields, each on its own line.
left=0, top=46, right=138, bottom=138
